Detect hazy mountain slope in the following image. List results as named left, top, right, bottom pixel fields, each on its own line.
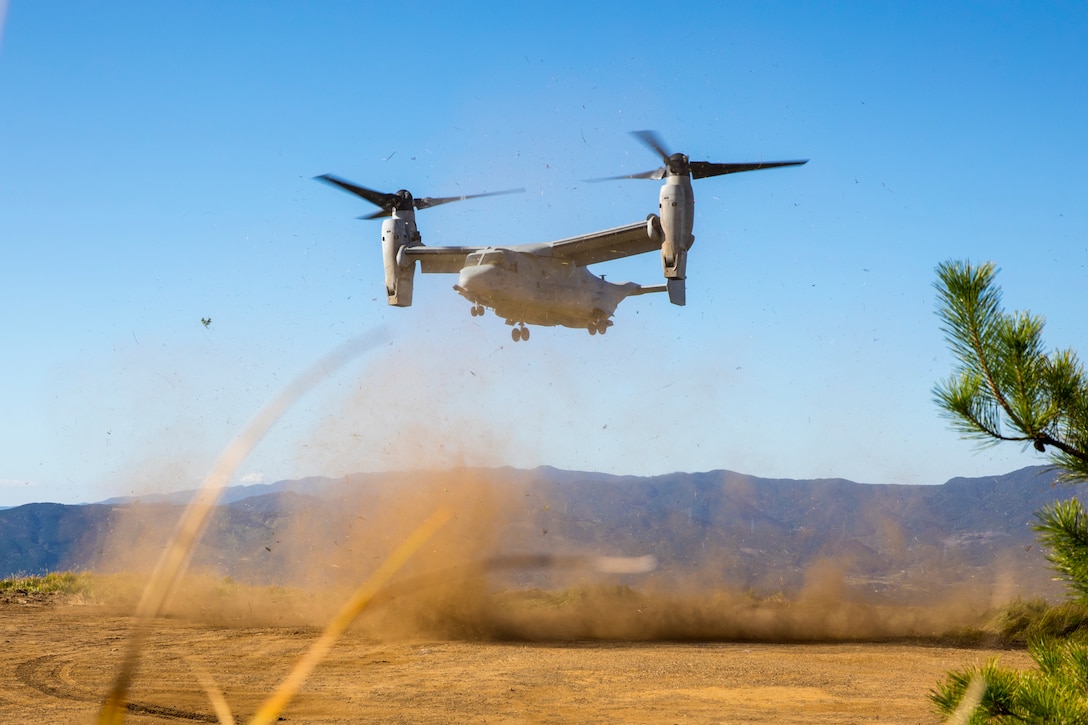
left=0, top=466, right=1077, bottom=601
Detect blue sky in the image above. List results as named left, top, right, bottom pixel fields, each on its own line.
left=1, top=2, right=1086, bottom=506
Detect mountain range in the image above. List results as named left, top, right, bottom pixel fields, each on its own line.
left=0, top=466, right=1081, bottom=601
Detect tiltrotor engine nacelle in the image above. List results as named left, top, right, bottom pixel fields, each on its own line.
left=381, top=216, right=418, bottom=307
left=657, top=178, right=694, bottom=307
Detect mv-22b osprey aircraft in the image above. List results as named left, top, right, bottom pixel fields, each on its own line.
left=317, top=131, right=806, bottom=342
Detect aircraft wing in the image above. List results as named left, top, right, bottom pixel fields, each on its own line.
left=402, top=246, right=480, bottom=274
left=533, top=218, right=661, bottom=267
left=400, top=217, right=660, bottom=272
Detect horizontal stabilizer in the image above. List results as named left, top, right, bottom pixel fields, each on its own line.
left=667, top=278, right=686, bottom=306
left=629, top=283, right=668, bottom=297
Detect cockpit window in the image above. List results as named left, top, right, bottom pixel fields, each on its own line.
left=468, top=249, right=516, bottom=271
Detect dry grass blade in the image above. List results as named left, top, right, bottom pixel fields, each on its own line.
left=248, top=506, right=454, bottom=725
left=186, top=657, right=236, bottom=725
left=946, top=674, right=986, bottom=725
left=98, top=331, right=385, bottom=724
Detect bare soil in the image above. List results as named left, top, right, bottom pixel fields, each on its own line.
left=0, top=597, right=1033, bottom=724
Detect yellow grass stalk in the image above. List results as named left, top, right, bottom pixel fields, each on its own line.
left=186, top=657, right=237, bottom=725
left=946, top=674, right=986, bottom=725
left=98, top=332, right=384, bottom=725
left=248, top=505, right=454, bottom=725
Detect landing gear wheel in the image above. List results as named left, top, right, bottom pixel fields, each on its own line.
left=475, top=304, right=485, bottom=316
left=512, top=327, right=522, bottom=342
left=521, top=325, right=530, bottom=341
left=470, top=305, right=479, bottom=317
left=589, top=309, right=609, bottom=336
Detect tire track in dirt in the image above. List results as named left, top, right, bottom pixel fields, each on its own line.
left=16, top=653, right=216, bottom=722
left=0, top=602, right=1040, bottom=723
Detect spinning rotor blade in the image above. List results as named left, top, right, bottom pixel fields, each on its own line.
left=414, top=187, right=526, bottom=210
left=597, top=130, right=808, bottom=181
left=585, top=130, right=672, bottom=181
left=316, top=173, right=524, bottom=218
left=631, top=129, right=671, bottom=164
left=586, top=168, right=666, bottom=182
left=315, top=174, right=395, bottom=209
left=688, top=159, right=808, bottom=179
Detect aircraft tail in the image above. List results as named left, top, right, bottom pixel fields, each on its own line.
left=629, top=283, right=668, bottom=297
left=666, top=278, right=685, bottom=306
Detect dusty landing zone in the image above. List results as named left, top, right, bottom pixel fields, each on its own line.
left=0, top=597, right=1032, bottom=724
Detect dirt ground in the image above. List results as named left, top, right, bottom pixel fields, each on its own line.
left=0, top=597, right=1033, bottom=724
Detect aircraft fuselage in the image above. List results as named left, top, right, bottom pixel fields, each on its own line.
left=453, top=248, right=648, bottom=332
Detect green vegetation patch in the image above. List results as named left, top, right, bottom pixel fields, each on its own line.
left=935, top=599, right=1088, bottom=650
left=0, top=571, right=96, bottom=597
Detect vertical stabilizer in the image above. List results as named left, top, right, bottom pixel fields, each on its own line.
left=667, top=278, right=686, bottom=306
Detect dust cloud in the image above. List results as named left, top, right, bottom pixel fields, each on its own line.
left=87, top=335, right=1042, bottom=645
left=89, top=464, right=1030, bottom=644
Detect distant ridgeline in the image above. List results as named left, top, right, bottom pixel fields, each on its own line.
left=0, top=466, right=1079, bottom=601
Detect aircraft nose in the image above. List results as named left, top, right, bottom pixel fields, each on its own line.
left=457, top=265, right=491, bottom=294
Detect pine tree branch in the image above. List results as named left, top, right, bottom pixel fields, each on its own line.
left=934, top=260, right=1088, bottom=484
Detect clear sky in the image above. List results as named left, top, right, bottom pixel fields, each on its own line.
left=1, top=2, right=1086, bottom=506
